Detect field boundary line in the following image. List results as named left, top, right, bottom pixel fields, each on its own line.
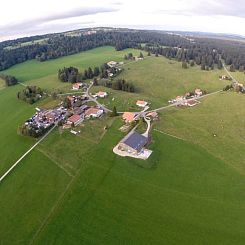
left=36, top=148, right=74, bottom=177
left=154, top=128, right=185, bottom=141
left=0, top=125, right=57, bottom=183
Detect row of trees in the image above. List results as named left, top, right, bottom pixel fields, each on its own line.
left=0, top=74, right=19, bottom=86
left=101, top=79, right=135, bottom=92
left=17, top=86, right=44, bottom=104
left=58, top=63, right=122, bottom=83
left=20, top=124, right=52, bottom=138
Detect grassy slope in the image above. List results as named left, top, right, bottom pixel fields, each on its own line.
left=0, top=47, right=244, bottom=244
left=0, top=77, right=5, bottom=89
left=92, top=56, right=230, bottom=111
left=0, top=149, right=70, bottom=244
left=154, top=92, right=245, bottom=174
left=0, top=46, right=143, bottom=82
left=34, top=120, right=245, bottom=245
left=0, top=85, right=35, bottom=175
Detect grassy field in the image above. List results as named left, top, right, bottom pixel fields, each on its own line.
left=31, top=120, right=245, bottom=245
left=92, top=56, right=230, bottom=111
left=0, top=77, right=5, bottom=90
left=154, top=91, right=245, bottom=174
left=0, top=46, right=244, bottom=244
left=0, top=46, right=143, bottom=82
left=4, top=38, right=49, bottom=50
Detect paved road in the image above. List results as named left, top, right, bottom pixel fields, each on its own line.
left=85, top=82, right=112, bottom=112
left=0, top=124, right=57, bottom=183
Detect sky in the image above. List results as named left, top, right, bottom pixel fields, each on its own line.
left=1, top=0, right=245, bottom=41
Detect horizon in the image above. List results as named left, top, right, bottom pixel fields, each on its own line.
left=1, top=0, right=245, bottom=41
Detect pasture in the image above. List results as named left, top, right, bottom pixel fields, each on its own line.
left=92, top=56, right=230, bottom=111
left=0, top=46, right=244, bottom=244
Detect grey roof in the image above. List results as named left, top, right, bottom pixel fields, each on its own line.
left=122, top=132, right=148, bottom=152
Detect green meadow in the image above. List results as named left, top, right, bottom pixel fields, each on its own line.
left=0, top=46, right=244, bottom=244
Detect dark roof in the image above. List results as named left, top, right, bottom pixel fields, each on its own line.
left=122, top=132, right=148, bottom=152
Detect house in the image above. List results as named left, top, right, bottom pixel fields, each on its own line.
left=146, top=111, right=158, bottom=119
left=67, top=114, right=83, bottom=126
left=195, top=88, right=203, bottom=97
left=85, top=108, right=103, bottom=118
left=118, top=131, right=148, bottom=154
left=72, top=83, right=82, bottom=90
left=107, top=61, right=118, bottom=68
left=175, top=96, right=184, bottom=102
left=122, top=112, right=136, bottom=123
left=96, top=91, right=108, bottom=98
left=136, top=100, right=148, bottom=107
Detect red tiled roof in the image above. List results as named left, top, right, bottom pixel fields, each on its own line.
left=68, top=114, right=81, bottom=123
left=85, top=107, right=100, bottom=116
left=122, top=112, right=136, bottom=122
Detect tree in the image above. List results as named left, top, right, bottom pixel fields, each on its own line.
left=190, top=60, right=195, bottom=67
left=182, top=61, right=188, bottom=69
left=139, top=52, right=144, bottom=58
left=93, top=77, right=99, bottom=86
left=147, top=51, right=151, bottom=56
left=110, top=106, right=118, bottom=117
left=230, top=64, right=235, bottom=72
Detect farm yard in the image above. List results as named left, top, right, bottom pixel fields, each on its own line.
left=0, top=46, right=244, bottom=244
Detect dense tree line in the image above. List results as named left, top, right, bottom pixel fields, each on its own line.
left=1, top=28, right=245, bottom=71
left=58, top=67, right=79, bottom=83
left=101, top=79, right=135, bottom=92
left=20, top=123, right=52, bottom=138
left=0, top=74, right=19, bottom=86
left=17, top=86, right=44, bottom=104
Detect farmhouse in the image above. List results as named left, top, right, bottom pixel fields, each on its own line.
left=96, top=91, right=108, bottom=98
left=67, top=114, right=83, bottom=126
left=85, top=107, right=103, bottom=118
left=136, top=100, right=148, bottom=107
left=107, top=61, right=118, bottom=68
left=118, top=131, right=148, bottom=154
left=72, top=83, right=82, bottom=90
left=122, top=112, right=137, bottom=123
left=146, top=111, right=158, bottom=119
left=195, top=88, right=203, bottom=96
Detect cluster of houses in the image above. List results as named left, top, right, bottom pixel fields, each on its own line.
left=24, top=107, right=67, bottom=134
left=64, top=95, right=104, bottom=128
left=168, top=88, right=204, bottom=107
left=106, top=61, right=123, bottom=77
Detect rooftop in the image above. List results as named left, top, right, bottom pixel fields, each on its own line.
left=122, top=132, right=148, bottom=152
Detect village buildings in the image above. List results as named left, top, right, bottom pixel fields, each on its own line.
left=122, top=112, right=137, bottom=123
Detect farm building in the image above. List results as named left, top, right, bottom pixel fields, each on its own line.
left=96, top=91, right=108, bottom=98
left=146, top=111, right=158, bottom=119
left=107, top=61, right=118, bottom=68
left=185, top=100, right=199, bottom=107
left=72, top=83, right=82, bottom=90
left=118, top=131, right=148, bottom=154
left=195, top=88, right=203, bottom=96
left=122, top=112, right=137, bottom=123
left=85, top=108, right=103, bottom=118
left=67, top=114, right=83, bottom=126
left=136, top=100, right=148, bottom=107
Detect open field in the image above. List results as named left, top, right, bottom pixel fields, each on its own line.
left=31, top=120, right=245, bottom=245
left=4, top=38, right=49, bottom=50
left=154, top=92, right=245, bottom=174
left=92, top=56, right=230, bottom=111
left=0, top=46, right=143, bottom=82
left=0, top=77, right=5, bottom=90
left=0, top=46, right=244, bottom=244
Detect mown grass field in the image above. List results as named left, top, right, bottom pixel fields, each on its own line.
left=0, top=46, right=244, bottom=244
left=92, top=56, right=230, bottom=111
left=154, top=91, right=245, bottom=174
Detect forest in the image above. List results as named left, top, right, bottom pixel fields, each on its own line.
left=1, top=28, right=245, bottom=71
